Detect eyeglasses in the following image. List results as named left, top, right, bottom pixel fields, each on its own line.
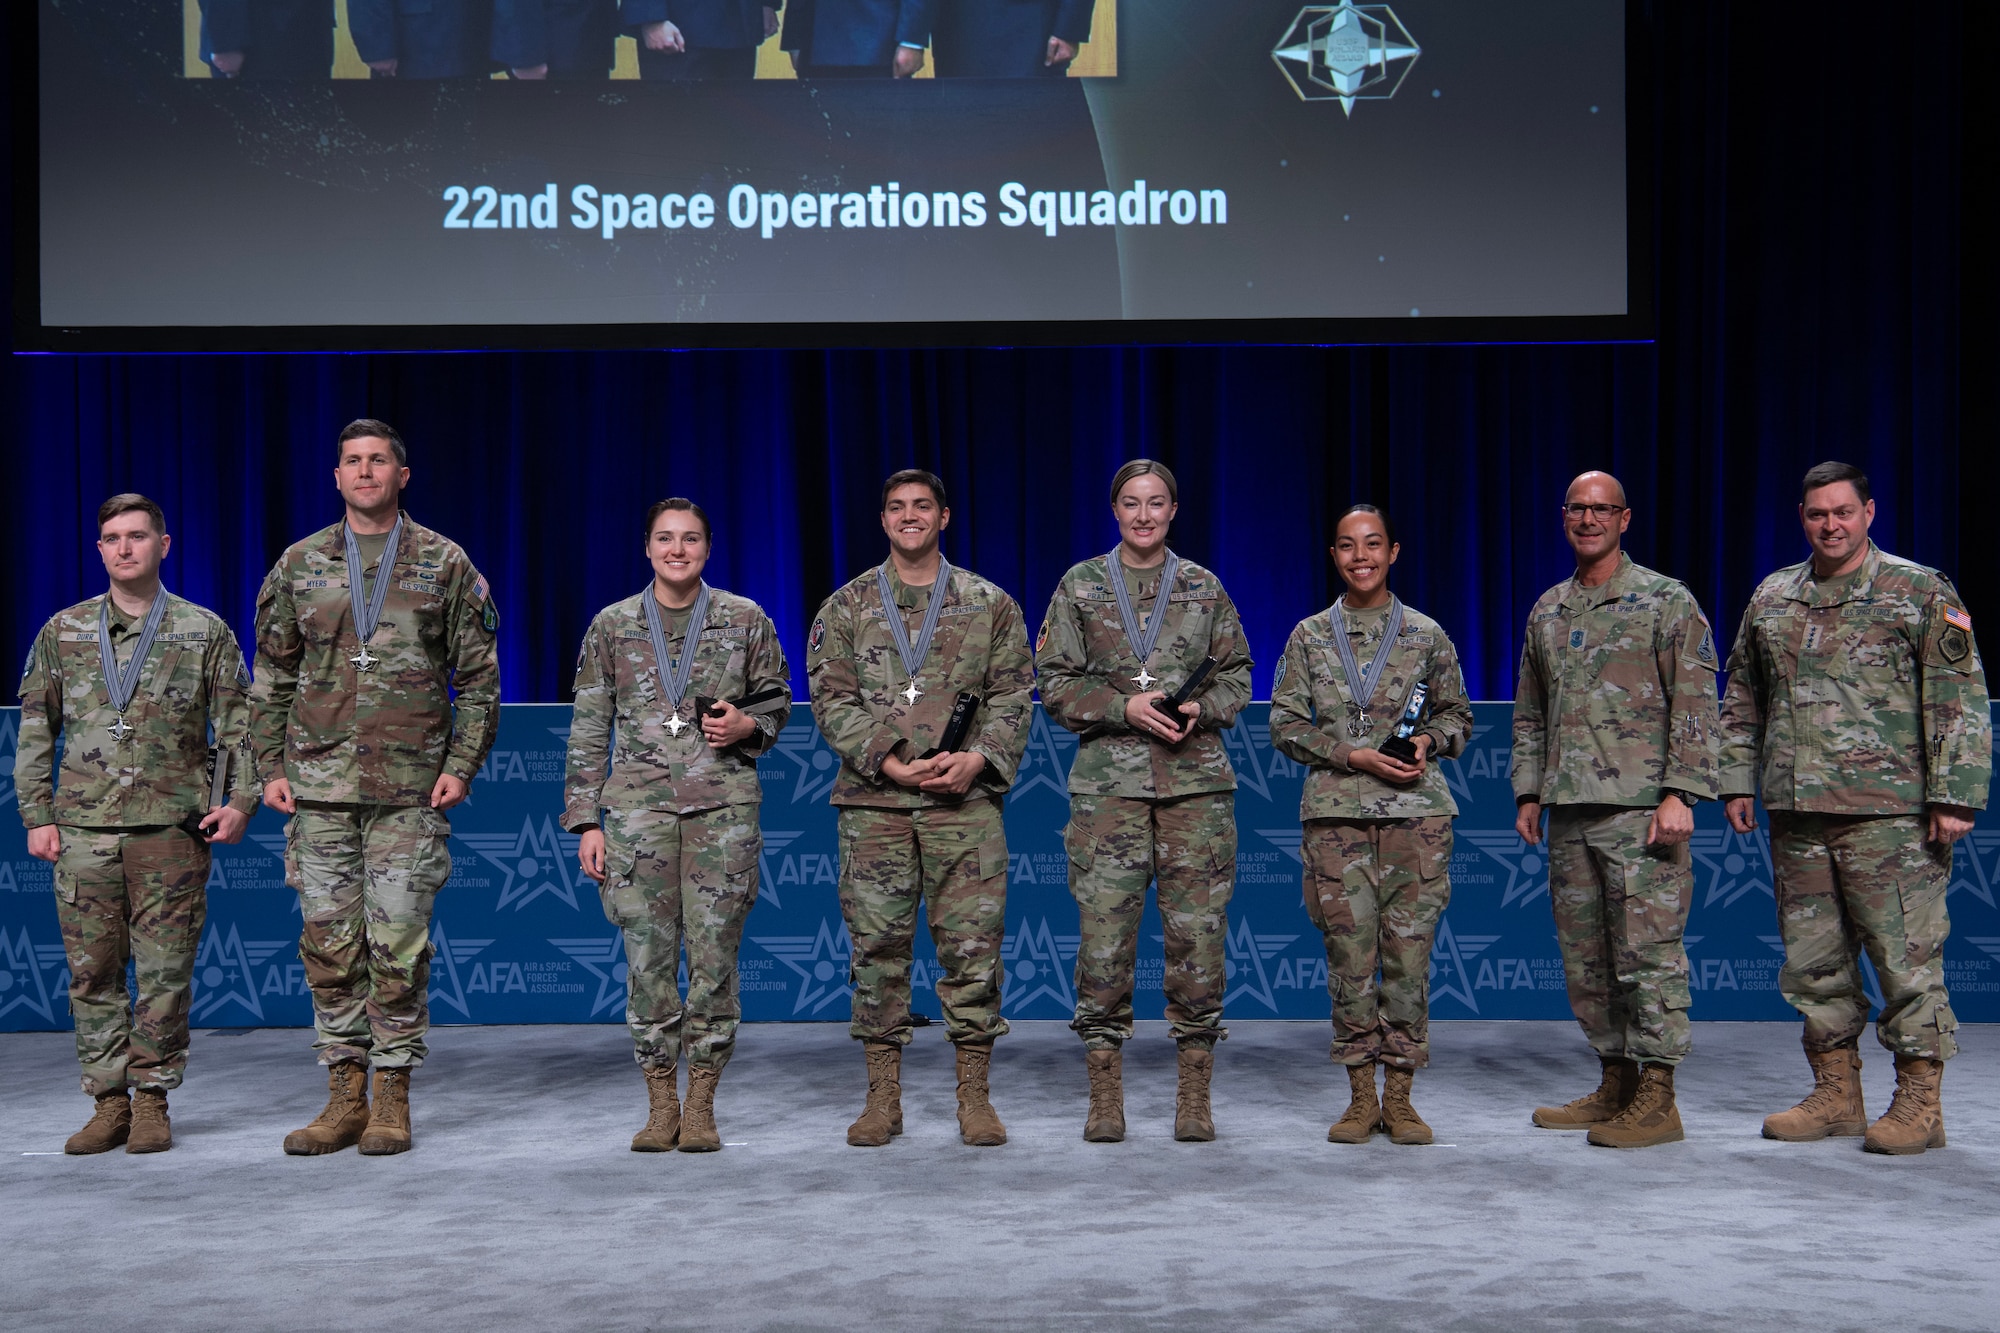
left=1561, top=503, right=1627, bottom=520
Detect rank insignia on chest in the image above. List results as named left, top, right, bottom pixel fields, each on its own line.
left=1802, top=624, right=1824, bottom=654
left=1568, top=629, right=1585, bottom=651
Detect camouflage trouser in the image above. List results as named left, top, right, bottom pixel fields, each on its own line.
left=1546, top=804, right=1693, bottom=1066
left=599, top=803, right=761, bottom=1072
left=836, top=799, right=1010, bottom=1047
left=1065, top=791, right=1235, bottom=1051
left=1302, top=816, right=1453, bottom=1069
left=52, top=825, right=210, bottom=1096
left=286, top=802, right=452, bottom=1069
left=1770, top=811, right=1957, bottom=1060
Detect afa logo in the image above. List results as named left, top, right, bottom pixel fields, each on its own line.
left=474, top=750, right=535, bottom=784
left=752, top=917, right=854, bottom=1017
left=759, top=829, right=835, bottom=909
left=1255, top=828, right=1304, bottom=866
left=772, top=720, right=844, bottom=805
left=428, top=922, right=497, bottom=1020
left=1001, top=916, right=1078, bottom=1015
left=0, top=710, right=17, bottom=806
left=189, top=924, right=296, bottom=1023
left=1949, top=829, right=2000, bottom=908
left=1008, top=710, right=1078, bottom=801
left=1222, top=915, right=1301, bottom=1013
left=1427, top=917, right=1502, bottom=1015
left=460, top=816, right=584, bottom=912
left=1219, top=717, right=1304, bottom=803
left=1690, top=828, right=1774, bottom=909
left=0, top=924, right=66, bottom=1026
left=1459, top=829, right=1549, bottom=908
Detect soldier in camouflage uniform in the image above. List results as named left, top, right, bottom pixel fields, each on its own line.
left=251, top=420, right=500, bottom=1157
left=1512, top=471, right=1720, bottom=1149
left=1036, top=460, right=1253, bottom=1143
left=15, top=494, right=258, bottom=1154
left=807, top=469, right=1033, bottom=1148
left=1721, top=462, right=1990, bottom=1155
left=564, top=498, right=791, bottom=1154
left=1269, top=505, right=1472, bottom=1146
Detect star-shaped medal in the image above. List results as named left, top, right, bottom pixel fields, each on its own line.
left=108, top=716, right=134, bottom=743
left=1132, top=667, right=1157, bottom=690
left=665, top=712, right=688, bottom=738
left=901, top=681, right=923, bottom=706
left=351, top=645, right=380, bottom=672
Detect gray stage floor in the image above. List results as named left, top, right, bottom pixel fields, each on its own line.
left=2, top=1020, right=1996, bottom=1332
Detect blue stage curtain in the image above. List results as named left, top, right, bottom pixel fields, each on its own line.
left=2, top=3, right=1983, bottom=702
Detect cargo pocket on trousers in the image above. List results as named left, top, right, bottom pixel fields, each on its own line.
left=57, top=866, right=123, bottom=909
left=978, top=836, right=1010, bottom=888
left=1661, top=972, right=1693, bottom=1017
left=725, top=832, right=763, bottom=899
left=1895, top=861, right=1951, bottom=966
left=1062, top=822, right=1095, bottom=876
left=598, top=837, right=645, bottom=929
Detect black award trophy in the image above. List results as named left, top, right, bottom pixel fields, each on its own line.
left=694, top=686, right=790, bottom=721
left=1150, top=656, right=1219, bottom=729
left=179, top=745, right=231, bottom=841
left=920, top=693, right=981, bottom=759
left=1379, top=681, right=1430, bottom=764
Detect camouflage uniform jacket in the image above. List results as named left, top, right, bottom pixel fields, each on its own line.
left=806, top=561, right=1034, bottom=809
left=1719, top=543, right=1990, bottom=814
left=563, top=586, right=792, bottom=827
left=250, top=512, right=501, bottom=806
left=1035, top=554, right=1253, bottom=800
left=15, top=592, right=259, bottom=828
left=1512, top=552, right=1721, bottom=808
left=1269, top=602, right=1472, bottom=820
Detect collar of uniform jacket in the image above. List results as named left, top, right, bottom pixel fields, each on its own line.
left=318, top=511, right=412, bottom=565
left=1783, top=540, right=1881, bottom=607
left=1563, top=550, right=1641, bottom=610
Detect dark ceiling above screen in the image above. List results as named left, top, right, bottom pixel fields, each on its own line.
left=19, top=1, right=1644, bottom=350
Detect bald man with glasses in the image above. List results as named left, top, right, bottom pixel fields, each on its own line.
left=1512, top=471, right=1721, bottom=1149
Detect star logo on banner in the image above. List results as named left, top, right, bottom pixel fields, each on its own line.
left=1949, top=830, right=2000, bottom=908
left=1690, top=827, right=1775, bottom=909
left=1223, top=916, right=1300, bottom=1014
left=1257, top=828, right=1305, bottom=866
left=428, top=921, right=495, bottom=1020
left=548, top=933, right=653, bottom=1019
left=755, top=830, right=806, bottom=909
left=1007, top=710, right=1079, bottom=800
left=773, top=720, right=845, bottom=805
left=189, top=924, right=290, bottom=1024
left=1459, top=828, right=1550, bottom=908
left=0, top=925, right=63, bottom=1025
left=461, top=816, right=583, bottom=912
left=1428, top=917, right=1501, bottom=1015
left=1273, top=3, right=1422, bottom=116
left=752, top=918, right=854, bottom=1017
left=1002, top=917, right=1079, bottom=1015
left=1219, top=717, right=1278, bottom=801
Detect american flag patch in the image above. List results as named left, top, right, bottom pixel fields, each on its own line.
left=474, top=574, right=491, bottom=604
left=1945, top=606, right=1972, bottom=631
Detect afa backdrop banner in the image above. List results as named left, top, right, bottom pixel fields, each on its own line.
left=4, top=703, right=1998, bottom=1033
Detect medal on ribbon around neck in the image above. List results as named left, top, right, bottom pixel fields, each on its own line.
left=1329, top=595, right=1404, bottom=740
left=875, top=559, right=953, bottom=709
left=98, top=591, right=169, bottom=743
left=1107, top=548, right=1181, bottom=693
left=644, top=582, right=712, bottom=738
left=344, top=516, right=404, bottom=673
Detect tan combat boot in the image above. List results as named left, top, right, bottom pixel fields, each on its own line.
left=847, top=1042, right=903, bottom=1147
left=1762, top=1046, right=1865, bottom=1141
left=1327, top=1062, right=1381, bottom=1144
left=283, top=1062, right=370, bottom=1156
left=1863, top=1055, right=1946, bottom=1155
left=1587, top=1063, right=1683, bottom=1149
left=631, top=1064, right=680, bottom=1152
left=357, top=1068, right=413, bottom=1156
left=1381, top=1066, right=1433, bottom=1146
left=1174, top=1045, right=1216, bottom=1142
left=126, top=1088, right=174, bottom=1154
left=65, top=1090, right=132, bottom=1155
left=1083, top=1048, right=1126, bottom=1143
left=1533, top=1056, right=1638, bottom=1128
left=679, top=1067, right=723, bottom=1153
left=955, top=1044, right=1007, bottom=1147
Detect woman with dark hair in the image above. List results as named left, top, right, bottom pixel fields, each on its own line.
left=561, top=498, right=792, bottom=1153
left=1035, top=459, right=1254, bottom=1143
left=1269, top=504, right=1473, bottom=1145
